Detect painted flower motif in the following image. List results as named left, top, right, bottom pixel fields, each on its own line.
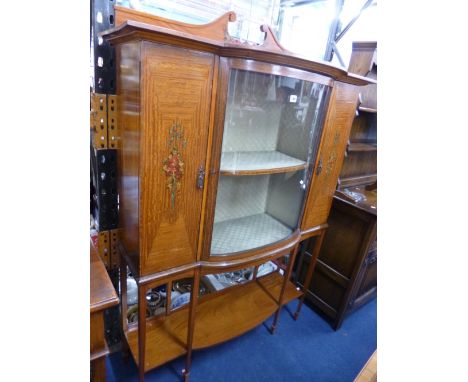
left=163, top=120, right=187, bottom=209
left=163, top=150, right=184, bottom=181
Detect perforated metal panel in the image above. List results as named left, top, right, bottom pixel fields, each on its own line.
left=91, top=148, right=118, bottom=231
left=91, top=0, right=116, bottom=93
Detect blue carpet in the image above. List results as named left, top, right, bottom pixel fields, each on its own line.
left=106, top=299, right=376, bottom=382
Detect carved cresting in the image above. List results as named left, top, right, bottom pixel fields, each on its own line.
left=163, top=120, right=187, bottom=209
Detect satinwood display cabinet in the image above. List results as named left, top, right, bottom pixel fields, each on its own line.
left=101, top=7, right=373, bottom=381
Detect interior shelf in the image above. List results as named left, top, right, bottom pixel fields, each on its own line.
left=358, top=106, right=377, bottom=113
left=220, top=151, right=307, bottom=176
left=339, top=174, right=377, bottom=189
left=126, top=271, right=301, bottom=371
left=336, top=186, right=377, bottom=213
left=211, top=213, right=293, bottom=255
left=230, top=105, right=266, bottom=113
left=347, top=143, right=377, bottom=152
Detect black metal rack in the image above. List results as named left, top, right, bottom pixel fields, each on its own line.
left=90, top=0, right=120, bottom=351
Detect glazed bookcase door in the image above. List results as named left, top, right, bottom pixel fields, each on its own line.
left=210, top=68, right=330, bottom=256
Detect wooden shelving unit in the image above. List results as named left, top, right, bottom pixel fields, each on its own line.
left=340, top=100, right=377, bottom=188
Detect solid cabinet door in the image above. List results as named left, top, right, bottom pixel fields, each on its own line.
left=301, top=82, right=358, bottom=231
left=139, top=43, right=215, bottom=275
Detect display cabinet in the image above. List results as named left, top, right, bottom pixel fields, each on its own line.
left=296, top=42, right=377, bottom=330
left=101, top=7, right=372, bottom=381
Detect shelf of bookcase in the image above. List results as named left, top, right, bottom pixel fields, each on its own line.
left=347, top=143, right=377, bottom=152
left=339, top=174, right=377, bottom=189
left=358, top=106, right=377, bottom=113
left=220, top=151, right=307, bottom=176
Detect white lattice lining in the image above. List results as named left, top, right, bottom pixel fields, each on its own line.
left=211, top=213, right=292, bottom=255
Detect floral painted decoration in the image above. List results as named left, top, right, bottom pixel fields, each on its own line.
left=163, top=120, right=187, bottom=209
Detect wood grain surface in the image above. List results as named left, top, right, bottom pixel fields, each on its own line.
left=101, top=20, right=373, bottom=87
left=90, top=241, right=119, bottom=381
left=139, top=43, right=214, bottom=276
left=114, top=5, right=236, bottom=42
left=354, top=350, right=377, bottom=382
left=116, top=41, right=141, bottom=271
left=126, top=271, right=300, bottom=371
left=348, top=42, right=377, bottom=77
left=348, top=112, right=376, bottom=144
left=90, top=241, right=119, bottom=313
left=299, top=196, right=377, bottom=329
left=301, top=82, right=359, bottom=230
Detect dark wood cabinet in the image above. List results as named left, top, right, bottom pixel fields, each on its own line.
left=296, top=42, right=377, bottom=330
left=296, top=194, right=376, bottom=329
left=101, top=7, right=373, bottom=380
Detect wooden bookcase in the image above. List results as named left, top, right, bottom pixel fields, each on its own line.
left=339, top=41, right=377, bottom=190
left=101, top=7, right=373, bottom=381
left=296, top=42, right=377, bottom=330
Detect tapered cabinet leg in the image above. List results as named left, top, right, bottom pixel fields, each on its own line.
left=270, top=244, right=299, bottom=334
left=119, top=255, right=129, bottom=362
left=138, top=285, right=147, bottom=382
left=91, top=357, right=106, bottom=382
left=182, top=269, right=200, bottom=381
left=294, top=230, right=326, bottom=320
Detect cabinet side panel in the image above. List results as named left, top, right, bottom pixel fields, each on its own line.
left=301, top=82, right=358, bottom=230
left=140, top=42, right=214, bottom=275
left=318, top=205, right=368, bottom=279
left=116, top=42, right=141, bottom=271
left=355, top=255, right=377, bottom=296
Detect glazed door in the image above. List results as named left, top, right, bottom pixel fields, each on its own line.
left=139, top=42, right=215, bottom=275
left=205, top=60, right=331, bottom=257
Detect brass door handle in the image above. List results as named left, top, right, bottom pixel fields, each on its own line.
left=197, top=166, right=205, bottom=189
left=316, top=158, right=323, bottom=175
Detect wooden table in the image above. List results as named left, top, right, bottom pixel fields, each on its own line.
left=90, top=241, right=119, bottom=381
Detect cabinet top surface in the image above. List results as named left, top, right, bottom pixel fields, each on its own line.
left=101, top=8, right=374, bottom=87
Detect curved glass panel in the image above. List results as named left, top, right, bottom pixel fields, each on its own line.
left=211, top=69, right=330, bottom=256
